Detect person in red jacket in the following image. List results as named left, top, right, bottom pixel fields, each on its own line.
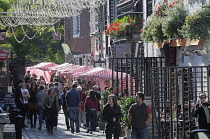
left=85, top=90, right=98, bottom=134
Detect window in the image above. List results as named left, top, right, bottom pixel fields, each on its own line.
left=73, top=16, right=80, bottom=38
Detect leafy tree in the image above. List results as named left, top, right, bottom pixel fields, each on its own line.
left=6, top=21, right=65, bottom=64
left=0, top=0, right=65, bottom=64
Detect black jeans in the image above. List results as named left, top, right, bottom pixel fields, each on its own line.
left=63, top=107, right=70, bottom=128
left=106, top=132, right=119, bottom=139
left=86, top=109, right=97, bottom=131
left=199, top=123, right=210, bottom=130
left=47, top=111, right=56, bottom=131
left=20, top=104, right=28, bottom=126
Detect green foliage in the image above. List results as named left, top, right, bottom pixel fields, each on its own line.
left=100, top=90, right=110, bottom=106
left=118, top=97, right=135, bottom=130
left=180, top=4, right=210, bottom=40
left=142, top=0, right=188, bottom=43
left=7, top=23, right=65, bottom=64
left=98, top=90, right=110, bottom=121
left=0, top=0, right=65, bottom=64
left=0, top=0, right=11, bottom=12
left=142, top=15, right=166, bottom=43
left=162, top=1, right=188, bottom=39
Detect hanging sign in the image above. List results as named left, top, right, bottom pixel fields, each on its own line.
left=0, top=50, right=8, bottom=61
left=0, top=30, right=6, bottom=44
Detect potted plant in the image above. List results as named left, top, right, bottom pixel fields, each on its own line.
left=180, top=4, right=210, bottom=41
left=141, top=15, right=167, bottom=43
left=141, top=0, right=168, bottom=43
left=98, top=90, right=110, bottom=130
left=162, top=1, right=188, bottom=39
left=118, top=96, right=135, bottom=139
left=142, top=0, right=188, bottom=44
left=105, top=15, right=143, bottom=41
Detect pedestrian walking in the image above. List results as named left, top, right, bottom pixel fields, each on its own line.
left=93, top=85, right=101, bottom=112
left=127, top=92, right=152, bottom=139
left=21, top=82, right=30, bottom=128
left=54, top=82, right=62, bottom=129
left=36, top=85, right=47, bottom=130
left=102, top=94, right=122, bottom=139
left=44, top=88, right=60, bottom=134
left=15, top=80, right=24, bottom=112
left=195, top=93, right=210, bottom=130
left=61, top=87, right=70, bottom=130
left=66, top=84, right=80, bottom=133
left=85, top=90, right=98, bottom=134
left=78, top=86, right=87, bottom=127
left=28, top=83, right=38, bottom=128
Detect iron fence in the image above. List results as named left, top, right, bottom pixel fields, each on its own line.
left=151, top=66, right=209, bottom=139
left=109, top=57, right=165, bottom=97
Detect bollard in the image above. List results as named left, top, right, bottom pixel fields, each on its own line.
left=15, top=115, right=22, bottom=139
left=8, top=105, right=17, bottom=124
left=10, top=109, right=18, bottom=124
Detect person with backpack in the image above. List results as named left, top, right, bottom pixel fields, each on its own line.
left=85, top=90, right=98, bottom=134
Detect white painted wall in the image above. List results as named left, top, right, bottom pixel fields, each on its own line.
left=177, top=45, right=210, bottom=67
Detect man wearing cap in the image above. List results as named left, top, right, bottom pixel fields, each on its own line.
left=195, top=93, right=210, bottom=130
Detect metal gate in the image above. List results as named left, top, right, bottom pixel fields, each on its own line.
left=109, top=57, right=165, bottom=97
left=151, top=66, right=210, bottom=139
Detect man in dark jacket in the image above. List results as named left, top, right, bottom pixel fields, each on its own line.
left=61, top=87, right=70, bottom=130
left=195, top=93, right=210, bottom=130
left=66, top=84, right=80, bottom=133
left=15, top=80, right=24, bottom=110
left=128, top=92, right=152, bottom=139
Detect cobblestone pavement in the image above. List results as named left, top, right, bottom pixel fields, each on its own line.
left=22, top=110, right=107, bottom=139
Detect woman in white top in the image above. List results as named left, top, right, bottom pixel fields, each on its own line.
left=21, top=83, right=30, bottom=128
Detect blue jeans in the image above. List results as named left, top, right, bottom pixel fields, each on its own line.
left=38, top=106, right=44, bottom=128
left=131, top=128, right=148, bottom=139
left=69, top=107, right=79, bottom=133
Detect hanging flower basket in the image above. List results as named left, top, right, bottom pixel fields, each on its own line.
left=105, top=15, right=143, bottom=41
left=142, top=0, right=188, bottom=43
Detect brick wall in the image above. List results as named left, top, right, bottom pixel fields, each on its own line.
left=64, top=9, right=91, bottom=54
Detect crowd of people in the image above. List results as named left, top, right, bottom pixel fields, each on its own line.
left=12, top=71, right=153, bottom=139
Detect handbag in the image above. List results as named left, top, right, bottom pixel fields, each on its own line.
left=85, top=101, right=91, bottom=113
left=119, top=125, right=126, bottom=137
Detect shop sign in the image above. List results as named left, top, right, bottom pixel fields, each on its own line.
left=168, top=47, right=176, bottom=66
left=0, top=50, right=8, bottom=61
